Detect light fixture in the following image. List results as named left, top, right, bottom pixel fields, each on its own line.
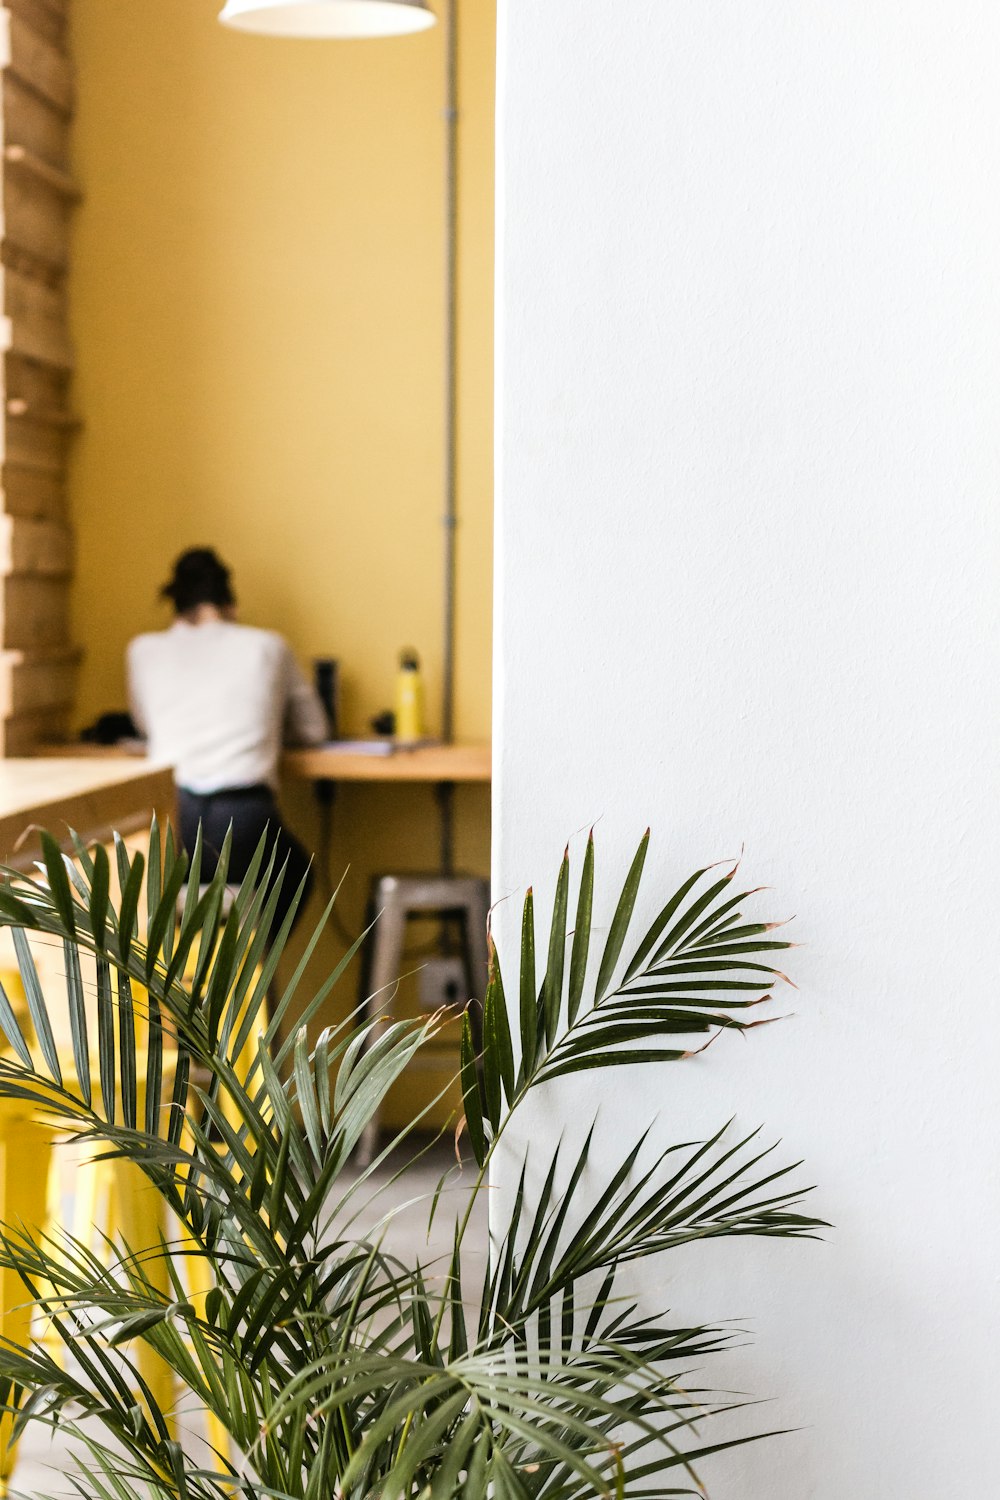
left=219, top=0, right=435, bottom=37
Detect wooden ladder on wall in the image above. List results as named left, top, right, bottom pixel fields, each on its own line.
left=0, top=0, right=79, bottom=756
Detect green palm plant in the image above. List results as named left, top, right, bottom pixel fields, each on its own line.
left=0, top=823, right=820, bottom=1500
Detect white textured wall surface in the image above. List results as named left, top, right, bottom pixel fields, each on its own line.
left=493, top=2, right=1000, bottom=1495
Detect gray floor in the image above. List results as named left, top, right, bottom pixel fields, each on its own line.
left=9, top=1140, right=489, bottom=1499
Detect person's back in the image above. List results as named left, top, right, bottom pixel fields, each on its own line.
left=126, top=548, right=325, bottom=937
left=128, top=618, right=319, bottom=794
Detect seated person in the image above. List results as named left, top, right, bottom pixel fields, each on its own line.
left=126, top=548, right=327, bottom=936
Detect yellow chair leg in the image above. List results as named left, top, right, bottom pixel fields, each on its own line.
left=71, top=1142, right=101, bottom=1254
left=180, top=1231, right=231, bottom=1465
left=113, top=1160, right=176, bottom=1427
left=0, top=1110, right=53, bottom=1497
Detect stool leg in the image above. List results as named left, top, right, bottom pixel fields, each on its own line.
left=0, top=1114, right=53, bottom=1496
left=461, top=882, right=491, bottom=1054
left=356, top=895, right=407, bottom=1166
left=353, top=891, right=379, bottom=1027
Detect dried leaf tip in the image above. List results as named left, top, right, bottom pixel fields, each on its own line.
left=683, top=1030, right=723, bottom=1060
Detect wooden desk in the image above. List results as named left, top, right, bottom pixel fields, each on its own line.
left=36, top=740, right=492, bottom=785
left=28, top=742, right=491, bottom=872
left=283, top=743, right=490, bottom=874
left=281, top=742, right=490, bottom=784
left=0, top=758, right=175, bottom=869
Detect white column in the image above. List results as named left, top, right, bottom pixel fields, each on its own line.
left=493, top=3, right=1000, bottom=1495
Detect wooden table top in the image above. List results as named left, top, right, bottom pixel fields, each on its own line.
left=37, top=741, right=492, bottom=785
left=282, top=742, right=491, bottom=783
left=0, top=758, right=175, bottom=867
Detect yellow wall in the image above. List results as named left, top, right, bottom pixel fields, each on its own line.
left=68, top=0, right=494, bottom=1108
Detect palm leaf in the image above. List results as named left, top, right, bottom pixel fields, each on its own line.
left=0, top=821, right=819, bottom=1500
left=541, top=848, right=570, bottom=1046
left=567, top=830, right=594, bottom=1023
left=594, top=829, right=648, bottom=1001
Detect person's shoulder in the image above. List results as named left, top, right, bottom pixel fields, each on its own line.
left=229, top=623, right=289, bottom=653
left=227, top=623, right=296, bottom=668
left=126, top=629, right=169, bottom=661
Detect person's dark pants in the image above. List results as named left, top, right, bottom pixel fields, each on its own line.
left=177, top=784, right=313, bottom=944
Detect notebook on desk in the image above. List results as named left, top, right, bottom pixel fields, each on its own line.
left=316, top=739, right=443, bottom=756
left=318, top=739, right=395, bottom=756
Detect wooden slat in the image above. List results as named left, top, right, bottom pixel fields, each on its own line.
left=4, top=0, right=67, bottom=52
left=0, top=235, right=62, bottom=288
left=1, top=75, right=69, bottom=167
left=0, top=8, right=72, bottom=115
left=0, top=699, right=67, bottom=755
left=2, top=157, right=72, bottom=272
left=0, top=512, right=72, bottom=574
left=0, top=642, right=79, bottom=715
left=6, top=397, right=77, bottom=425
left=1, top=457, right=65, bottom=518
left=5, top=347, right=69, bottom=408
left=0, top=449, right=63, bottom=477
left=4, top=141, right=78, bottom=199
left=0, top=568, right=69, bottom=647
left=1, top=406, right=67, bottom=466
left=0, top=265, right=72, bottom=368
left=1, top=161, right=73, bottom=242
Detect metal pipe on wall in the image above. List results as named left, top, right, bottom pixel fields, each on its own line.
left=438, top=0, right=459, bottom=873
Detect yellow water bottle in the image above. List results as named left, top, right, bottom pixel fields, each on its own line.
left=394, top=648, right=425, bottom=745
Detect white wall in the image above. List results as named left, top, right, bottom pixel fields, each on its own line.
left=493, top=3, right=1000, bottom=1495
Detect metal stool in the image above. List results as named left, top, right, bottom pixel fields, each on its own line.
left=357, top=873, right=490, bottom=1161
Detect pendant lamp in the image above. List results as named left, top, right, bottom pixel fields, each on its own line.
left=219, top=0, right=435, bottom=37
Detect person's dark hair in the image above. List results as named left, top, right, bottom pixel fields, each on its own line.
left=161, top=548, right=235, bottom=615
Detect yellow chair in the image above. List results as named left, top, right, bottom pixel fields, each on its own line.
left=0, top=1093, right=54, bottom=1498
left=0, top=954, right=268, bottom=1482
left=0, top=963, right=178, bottom=1479
left=68, top=966, right=267, bottom=1469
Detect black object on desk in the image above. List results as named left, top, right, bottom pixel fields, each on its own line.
left=81, top=711, right=140, bottom=745
left=314, top=659, right=340, bottom=740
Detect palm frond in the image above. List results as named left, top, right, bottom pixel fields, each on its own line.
left=0, top=823, right=820, bottom=1500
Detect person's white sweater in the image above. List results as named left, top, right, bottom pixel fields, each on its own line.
left=127, top=619, right=326, bottom=793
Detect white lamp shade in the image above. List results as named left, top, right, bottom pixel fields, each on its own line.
left=219, top=0, right=436, bottom=37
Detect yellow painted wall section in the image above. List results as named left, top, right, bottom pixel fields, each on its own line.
left=68, top=0, right=495, bottom=1118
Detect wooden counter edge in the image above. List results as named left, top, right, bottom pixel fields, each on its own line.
left=0, top=763, right=176, bottom=871
left=281, top=743, right=492, bottom=783
left=32, top=741, right=493, bottom=783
